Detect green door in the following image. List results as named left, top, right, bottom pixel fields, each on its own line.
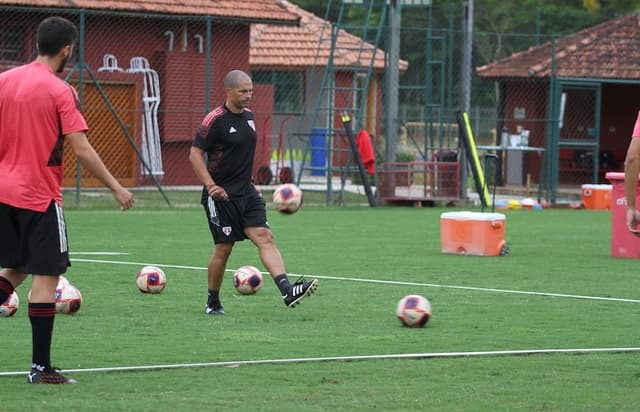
left=549, top=80, right=602, bottom=197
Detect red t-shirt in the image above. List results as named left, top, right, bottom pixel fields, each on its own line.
left=633, top=110, right=640, bottom=138
left=0, top=61, right=88, bottom=211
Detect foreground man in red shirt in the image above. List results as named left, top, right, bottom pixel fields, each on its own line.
left=0, top=16, right=134, bottom=384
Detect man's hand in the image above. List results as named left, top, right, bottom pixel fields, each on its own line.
left=113, top=187, right=134, bottom=211
left=626, top=207, right=640, bottom=236
left=206, top=183, right=229, bottom=201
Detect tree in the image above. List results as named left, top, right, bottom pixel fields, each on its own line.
left=285, top=0, right=640, bottom=111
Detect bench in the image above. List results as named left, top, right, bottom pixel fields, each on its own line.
left=558, top=149, right=621, bottom=184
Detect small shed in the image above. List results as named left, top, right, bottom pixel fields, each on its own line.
left=476, top=13, right=640, bottom=193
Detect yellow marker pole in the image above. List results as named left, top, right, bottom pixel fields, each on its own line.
left=461, top=112, right=491, bottom=207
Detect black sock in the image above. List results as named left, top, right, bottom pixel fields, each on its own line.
left=207, top=289, right=221, bottom=308
left=29, top=302, right=56, bottom=371
left=0, top=276, right=14, bottom=304
left=274, top=274, right=291, bottom=294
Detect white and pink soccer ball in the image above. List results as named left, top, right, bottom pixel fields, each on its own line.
left=24, top=275, right=83, bottom=315
left=272, top=184, right=303, bottom=214
left=136, top=265, right=167, bottom=294
left=232, top=265, right=264, bottom=295
left=396, top=294, right=432, bottom=328
left=55, top=283, right=83, bottom=315
left=0, top=290, right=20, bottom=317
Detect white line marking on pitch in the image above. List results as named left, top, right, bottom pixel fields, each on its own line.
left=70, top=252, right=129, bottom=255
left=71, top=258, right=640, bottom=304
left=1, top=347, right=639, bottom=377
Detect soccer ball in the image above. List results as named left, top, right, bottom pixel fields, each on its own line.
left=396, top=294, right=432, bottom=328
left=272, top=183, right=303, bottom=214
left=0, top=291, right=19, bottom=317
left=232, top=265, right=264, bottom=295
left=57, top=275, right=70, bottom=288
left=56, top=283, right=83, bottom=315
left=136, top=265, right=166, bottom=294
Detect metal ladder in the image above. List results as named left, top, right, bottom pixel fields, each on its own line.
left=295, top=0, right=388, bottom=205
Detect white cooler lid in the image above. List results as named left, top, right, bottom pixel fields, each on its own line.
left=440, top=211, right=505, bottom=221
left=581, top=184, right=612, bottom=189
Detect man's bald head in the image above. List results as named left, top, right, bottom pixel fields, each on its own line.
left=223, top=70, right=253, bottom=113
left=224, top=70, right=251, bottom=89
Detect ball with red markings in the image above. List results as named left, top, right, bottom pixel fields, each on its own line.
left=136, top=266, right=167, bottom=294
left=56, top=283, right=83, bottom=315
left=272, top=183, right=303, bottom=214
left=232, top=265, right=264, bottom=295
left=0, top=291, right=19, bottom=317
left=396, top=294, right=432, bottom=328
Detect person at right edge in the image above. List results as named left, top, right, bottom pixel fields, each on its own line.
left=189, top=69, right=318, bottom=315
left=625, top=109, right=640, bottom=236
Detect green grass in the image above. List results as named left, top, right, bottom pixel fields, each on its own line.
left=2, top=206, right=640, bottom=411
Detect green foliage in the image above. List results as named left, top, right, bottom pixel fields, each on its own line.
left=288, top=0, right=639, bottom=34
left=395, top=150, right=416, bottom=162
left=287, top=0, right=639, bottom=70
left=1, top=207, right=640, bottom=410
left=287, top=0, right=639, bottom=121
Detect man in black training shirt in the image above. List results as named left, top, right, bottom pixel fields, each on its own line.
left=189, top=70, right=318, bottom=315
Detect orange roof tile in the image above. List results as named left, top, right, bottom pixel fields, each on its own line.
left=250, top=0, right=408, bottom=72
left=0, top=0, right=299, bottom=23
left=477, top=13, right=640, bottom=79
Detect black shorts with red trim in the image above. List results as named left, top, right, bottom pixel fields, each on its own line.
left=0, top=201, right=70, bottom=275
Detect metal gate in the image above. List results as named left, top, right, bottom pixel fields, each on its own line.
left=63, top=82, right=137, bottom=188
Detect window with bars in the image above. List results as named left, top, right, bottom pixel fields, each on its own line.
left=0, top=27, right=23, bottom=63
left=252, top=71, right=303, bottom=114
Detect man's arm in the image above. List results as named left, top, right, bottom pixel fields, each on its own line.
left=624, top=137, right=640, bottom=233
left=189, top=146, right=228, bottom=200
left=66, top=132, right=134, bottom=210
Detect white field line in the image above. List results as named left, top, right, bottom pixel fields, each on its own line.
left=1, top=347, right=639, bottom=377
left=70, top=252, right=129, bottom=255
left=72, top=258, right=640, bottom=304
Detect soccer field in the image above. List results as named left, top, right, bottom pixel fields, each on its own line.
left=2, top=206, right=640, bottom=411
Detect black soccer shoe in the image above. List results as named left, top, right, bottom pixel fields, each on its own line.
left=282, top=278, right=318, bottom=308
left=27, top=367, right=77, bottom=384
left=205, top=305, right=225, bottom=315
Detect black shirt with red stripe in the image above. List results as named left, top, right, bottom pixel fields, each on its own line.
left=192, top=105, right=257, bottom=202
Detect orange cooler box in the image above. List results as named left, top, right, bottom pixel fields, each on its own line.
left=581, top=184, right=611, bottom=210
left=440, top=211, right=506, bottom=256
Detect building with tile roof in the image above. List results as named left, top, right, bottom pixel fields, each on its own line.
left=250, top=1, right=408, bottom=182
left=251, top=0, right=406, bottom=72
left=0, top=0, right=403, bottom=187
left=476, top=13, right=640, bottom=186
left=0, top=0, right=300, bottom=23
left=476, top=13, right=640, bottom=80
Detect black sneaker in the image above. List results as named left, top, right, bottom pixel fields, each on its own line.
left=27, top=367, right=77, bottom=384
left=205, top=305, right=225, bottom=315
left=282, top=278, right=318, bottom=308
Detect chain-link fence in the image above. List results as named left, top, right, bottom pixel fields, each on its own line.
left=471, top=14, right=640, bottom=203
left=2, top=2, right=637, bottom=207
left=394, top=7, right=640, bottom=203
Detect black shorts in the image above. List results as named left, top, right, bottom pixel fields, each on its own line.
left=0, top=201, right=70, bottom=275
left=203, top=188, right=269, bottom=244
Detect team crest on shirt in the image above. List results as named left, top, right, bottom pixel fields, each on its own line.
left=222, top=226, right=232, bottom=236
left=247, top=120, right=256, bottom=131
